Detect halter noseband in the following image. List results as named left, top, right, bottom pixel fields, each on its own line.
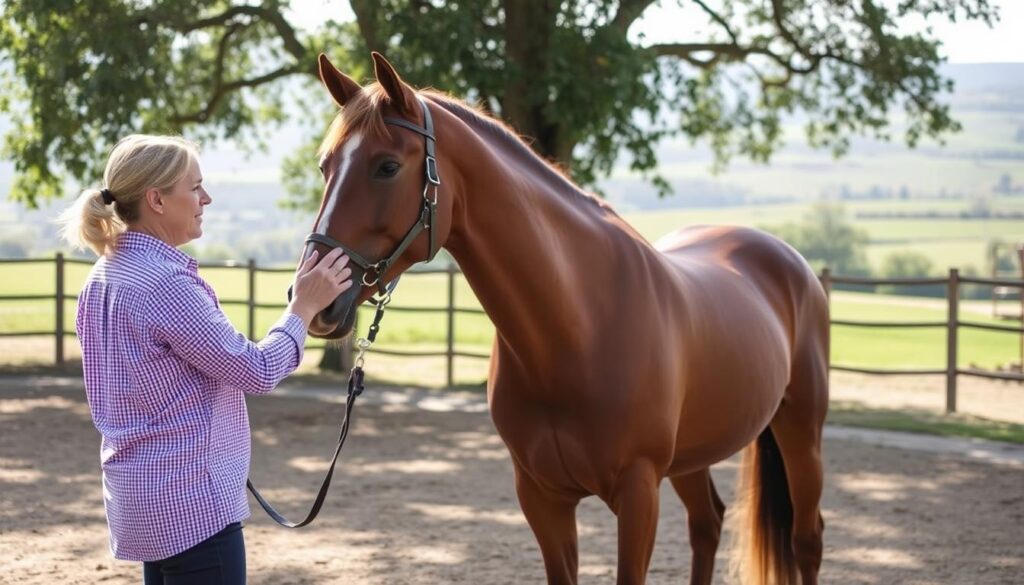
left=305, top=95, right=441, bottom=298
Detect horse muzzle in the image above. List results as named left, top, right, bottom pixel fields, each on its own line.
left=287, top=267, right=365, bottom=339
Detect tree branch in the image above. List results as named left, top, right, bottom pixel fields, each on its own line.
left=170, top=65, right=304, bottom=125
left=611, top=0, right=657, bottom=32
left=139, top=4, right=314, bottom=126
left=691, top=0, right=739, bottom=44
left=652, top=42, right=770, bottom=68
left=165, top=5, right=307, bottom=63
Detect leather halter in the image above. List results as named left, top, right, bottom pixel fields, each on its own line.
left=247, top=98, right=442, bottom=529
left=304, top=95, right=441, bottom=298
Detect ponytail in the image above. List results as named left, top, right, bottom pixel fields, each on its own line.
left=57, top=188, right=126, bottom=256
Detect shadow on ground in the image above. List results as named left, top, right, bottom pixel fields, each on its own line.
left=1, top=376, right=1021, bottom=584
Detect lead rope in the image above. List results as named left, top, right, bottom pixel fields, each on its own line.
left=247, top=294, right=391, bottom=528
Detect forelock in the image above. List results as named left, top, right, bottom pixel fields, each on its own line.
left=318, top=84, right=393, bottom=158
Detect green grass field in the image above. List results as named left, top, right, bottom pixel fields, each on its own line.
left=1, top=261, right=1019, bottom=374
left=3, top=195, right=1022, bottom=375
left=621, top=196, right=1024, bottom=274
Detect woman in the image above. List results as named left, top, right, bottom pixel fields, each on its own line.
left=57, top=134, right=350, bottom=584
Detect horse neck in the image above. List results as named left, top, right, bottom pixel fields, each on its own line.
left=437, top=102, right=653, bottom=364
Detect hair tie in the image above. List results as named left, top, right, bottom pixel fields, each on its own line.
left=100, top=188, right=115, bottom=205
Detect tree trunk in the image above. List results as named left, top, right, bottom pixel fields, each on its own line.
left=318, top=337, right=354, bottom=372
left=502, top=0, right=577, bottom=169
left=350, top=0, right=383, bottom=53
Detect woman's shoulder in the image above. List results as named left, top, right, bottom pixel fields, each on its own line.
left=97, top=247, right=201, bottom=295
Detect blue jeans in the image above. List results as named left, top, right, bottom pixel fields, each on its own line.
left=143, top=522, right=245, bottom=585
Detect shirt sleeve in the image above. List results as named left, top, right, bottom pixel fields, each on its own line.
left=148, top=275, right=307, bottom=394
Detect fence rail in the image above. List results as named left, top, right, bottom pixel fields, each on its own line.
left=2, top=256, right=1023, bottom=409
left=820, top=267, right=1024, bottom=412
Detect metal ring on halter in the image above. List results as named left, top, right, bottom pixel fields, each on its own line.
left=362, top=260, right=388, bottom=288
left=371, top=292, right=392, bottom=307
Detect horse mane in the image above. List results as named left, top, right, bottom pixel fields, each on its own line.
left=318, top=85, right=613, bottom=212
left=434, top=91, right=622, bottom=213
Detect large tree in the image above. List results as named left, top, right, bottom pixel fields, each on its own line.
left=0, top=0, right=999, bottom=207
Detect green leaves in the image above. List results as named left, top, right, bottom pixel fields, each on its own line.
left=0, top=0, right=999, bottom=208
left=1, top=0, right=337, bottom=206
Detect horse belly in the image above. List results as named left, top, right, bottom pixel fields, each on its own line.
left=669, top=319, right=791, bottom=474
left=490, top=374, right=678, bottom=499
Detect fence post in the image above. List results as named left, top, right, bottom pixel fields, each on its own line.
left=820, top=267, right=832, bottom=302
left=946, top=268, right=959, bottom=413
left=446, top=263, right=456, bottom=388
left=55, top=252, right=65, bottom=367
left=247, top=259, right=256, bottom=340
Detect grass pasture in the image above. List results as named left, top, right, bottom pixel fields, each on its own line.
left=3, top=196, right=1022, bottom=377
left=621, top=195, right=1024, bottom=275
left=1, top=259, right=1020, bottom=377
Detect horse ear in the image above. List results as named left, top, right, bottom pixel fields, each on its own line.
left=371, top=51, right=416, bottom=115
left=318, top=53, right=362, bottom=107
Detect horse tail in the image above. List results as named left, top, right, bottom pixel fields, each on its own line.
left=729, top=427, right=797, bottom=585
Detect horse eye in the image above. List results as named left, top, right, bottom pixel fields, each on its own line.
left=376, top=161, right=401, bottom=178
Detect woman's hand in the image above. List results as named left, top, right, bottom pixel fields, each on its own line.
left=287, top=248, right=353, bottom=327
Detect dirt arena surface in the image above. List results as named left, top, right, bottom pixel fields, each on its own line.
left=2, top=375, right=1022, bottom=584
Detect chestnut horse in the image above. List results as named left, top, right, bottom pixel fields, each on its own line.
left=302, top=52, right=828, bottom=585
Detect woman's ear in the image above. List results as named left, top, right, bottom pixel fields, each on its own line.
left=144, top=188, right=164, bottom=214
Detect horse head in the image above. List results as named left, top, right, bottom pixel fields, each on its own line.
left=300, top=52, right=457, bottom=339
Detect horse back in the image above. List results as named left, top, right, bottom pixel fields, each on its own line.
left=655, top=224, right=824, bottom=335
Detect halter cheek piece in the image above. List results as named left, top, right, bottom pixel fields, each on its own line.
left=304, top=95, right=441, bottom=300
left=248, top=96, right=441, bottom=530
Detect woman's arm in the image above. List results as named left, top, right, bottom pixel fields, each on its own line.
left=149, top=275, right=307, bottom=394
left=150, top=248, right=352, bottom=394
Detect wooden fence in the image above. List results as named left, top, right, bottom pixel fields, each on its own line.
left=820, top=267, right=1024, bottom=411
left=2, top=255, right=1022, bottom=409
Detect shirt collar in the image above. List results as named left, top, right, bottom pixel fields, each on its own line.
left=115, top=231, right=198, bottom=271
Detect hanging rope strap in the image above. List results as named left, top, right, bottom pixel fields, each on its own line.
left=247, top=300, right=388, bottom=528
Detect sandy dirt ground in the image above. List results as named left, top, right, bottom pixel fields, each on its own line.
left=1, top=375, right=1022, bottom=585
left=829, top=371, right=1024, bottom=424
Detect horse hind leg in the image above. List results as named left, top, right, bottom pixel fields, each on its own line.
left=730, top=343, right=827, bottom=585
left=513, top=460, right=581, bottom=585
left=769, top=345, right=828, bottom=585
left=670, top=468, right=726, bottom=585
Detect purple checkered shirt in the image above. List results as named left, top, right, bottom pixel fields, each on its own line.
left=76, top=231, right=306, bottom=561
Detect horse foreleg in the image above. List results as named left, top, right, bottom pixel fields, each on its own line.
left=514, top=461, right=581, bottom=585
left=609, top=462, right=661, bottom=585
left=670, top=468, right=726, bottom=585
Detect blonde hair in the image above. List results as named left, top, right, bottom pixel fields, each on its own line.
left=57, top=134, right=199, bottom=256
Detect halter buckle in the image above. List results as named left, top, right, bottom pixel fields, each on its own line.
left=425, top=156, right=440, bottom=186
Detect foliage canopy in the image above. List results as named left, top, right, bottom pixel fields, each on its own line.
left=0, top=0, right=999, bottom=208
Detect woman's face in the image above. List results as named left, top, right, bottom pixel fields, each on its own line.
left=162, top=157, right=211, bottom=246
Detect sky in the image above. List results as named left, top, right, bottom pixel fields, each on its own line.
left=287, top=0, right=1024, bottom=64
